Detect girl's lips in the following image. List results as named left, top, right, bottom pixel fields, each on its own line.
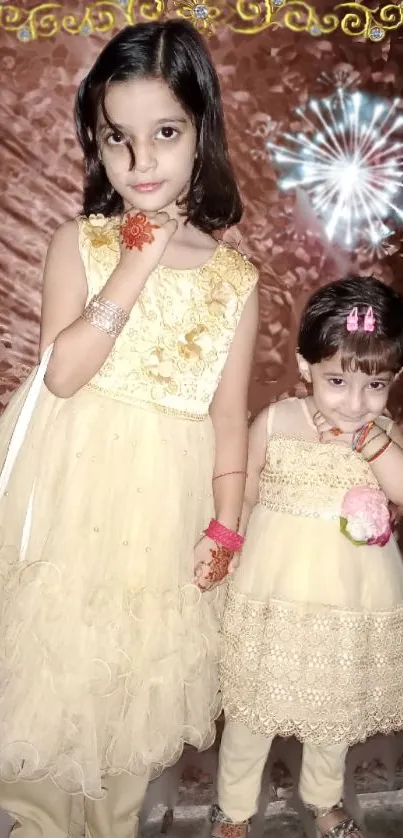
left=133, top=182, right=163, bottom=192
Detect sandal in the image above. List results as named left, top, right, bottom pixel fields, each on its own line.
left=310, top=801, right=364, bottom=838
left=209, top=804, right=250, bottom=837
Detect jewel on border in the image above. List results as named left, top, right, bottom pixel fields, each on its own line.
left=369, top=26, right=386, bottom=42
left=174, top=0, right=219, bottom=34
left=17, top=28, right=32, bottom=42
left=194, top=3, right=209, bottom=18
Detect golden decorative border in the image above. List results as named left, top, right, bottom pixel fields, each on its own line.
left=1, top=1, right=403, bottom=42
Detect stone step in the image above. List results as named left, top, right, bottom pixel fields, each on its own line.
left=142, top=792, right=403, bottom=837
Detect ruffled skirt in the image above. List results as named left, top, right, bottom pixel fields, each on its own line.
left=0, top=375, right=223, bottom=797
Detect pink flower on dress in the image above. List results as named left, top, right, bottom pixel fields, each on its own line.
left=340, top=486, right=392, bottom=546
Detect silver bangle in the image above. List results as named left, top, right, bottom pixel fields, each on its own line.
left=81, top=295, right=129, bottom=338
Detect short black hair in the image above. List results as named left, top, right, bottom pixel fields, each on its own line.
left=74, top=20, right=242, bottom=232
left=298, top=275, right=403, bottom=375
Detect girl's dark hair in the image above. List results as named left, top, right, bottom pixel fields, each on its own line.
left=298, top=275, right=403, bottom=375
left=74, top=20, right=242, bottom=232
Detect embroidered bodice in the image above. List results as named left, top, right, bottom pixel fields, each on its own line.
left=78, top=215, right=258, bottom=417
left=259, top=437, right=379, bottom=520
left=259, top=399, right=380, bottom=520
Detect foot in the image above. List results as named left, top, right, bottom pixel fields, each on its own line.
left=315, top=803, right=364, bottom=837
left=210, top=804, right=250, bottom=837
left=210, top=826, right=248, bottom=838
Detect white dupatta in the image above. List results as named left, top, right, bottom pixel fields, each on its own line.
left=0, top=345, right=54, bottom=558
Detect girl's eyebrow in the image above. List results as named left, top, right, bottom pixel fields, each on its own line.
left=321, top=370, right=344, bottom=376
left=99, top=116, right=188, bottom=133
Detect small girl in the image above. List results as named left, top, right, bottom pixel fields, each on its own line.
left=0, top=20, right=258, bottom=838
left=211, top=275, right=403, bottom=838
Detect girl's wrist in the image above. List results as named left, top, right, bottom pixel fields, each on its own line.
left=213, top=513, right=241, bottom=531
left=204, top=519, right=244, bottom=551
left=359, top=427, right=391, bottom=463
left=352, top=421, right=375, bottom=453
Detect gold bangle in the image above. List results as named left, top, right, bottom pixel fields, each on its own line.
left=81, top=295, right=129, bottom=338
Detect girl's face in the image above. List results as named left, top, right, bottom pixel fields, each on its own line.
left=98, top=77, right=197, bottom=216
left=299, top=351, right=395, bottom=432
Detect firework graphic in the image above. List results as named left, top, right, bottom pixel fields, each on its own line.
left=267, top=90, right=403, bottom=251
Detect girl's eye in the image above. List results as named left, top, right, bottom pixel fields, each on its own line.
left=329, top=378, right=345, bottom=386
left=105, top=131, right=125, bottom=146
left=156, top=126, right=179, bottom=140
left=369, top=381, right=387, bottom=390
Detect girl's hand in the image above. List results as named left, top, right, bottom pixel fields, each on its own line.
left=194, top=535, right=236, bottom=592
left=389, top=502, right=402, bottom=531
left=119, top=209, right=178, bottom=277
left=313, top=411, right=355, bottom=446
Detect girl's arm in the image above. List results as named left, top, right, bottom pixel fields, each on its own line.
left=40, top=215, right=175, bottom=398
left=239, top=408, right=268, bottom=535
left=362, top=422, right=403, bottom=506
left=318, top=414, right=403, bottom=506
left=209, top=287, right=259, bottom=531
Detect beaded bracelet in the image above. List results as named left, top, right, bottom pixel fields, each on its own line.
left=81, top=295, right=129, bottom=339
left=352, top=421, right=375, bottom=453
left=204, top=519, right=245, bottom=552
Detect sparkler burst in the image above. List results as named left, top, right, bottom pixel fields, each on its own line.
left=267, top=90, right=403, bottom=250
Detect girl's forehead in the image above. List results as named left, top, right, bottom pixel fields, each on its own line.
left=103, top=77, right=184, bottom=118
left=317, top=353, right=393, bottom=380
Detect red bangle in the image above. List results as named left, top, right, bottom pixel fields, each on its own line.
left=204, top=519, right=244, bottom=552
left=367, top=439, right=392, bottom=464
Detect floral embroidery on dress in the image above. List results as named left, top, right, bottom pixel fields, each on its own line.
left=80, top=214, right=120, bottom=255
left=259, top=437, right=379, bottom=519
left=78, top=215, right=258, bottom=415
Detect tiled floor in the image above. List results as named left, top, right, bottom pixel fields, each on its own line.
left=141, top=794, right=403, bottom=837
left=0, top=792, right=401, bottom=836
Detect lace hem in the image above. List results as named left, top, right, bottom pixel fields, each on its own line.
left=220, top=586, right=403, bottom=745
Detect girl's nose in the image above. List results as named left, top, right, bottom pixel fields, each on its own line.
left=349, top=389, right=363, bottom=414
left=134, top=142, right=157, bottom=173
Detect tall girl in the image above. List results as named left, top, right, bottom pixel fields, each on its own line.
left=0, top=20, right=258, bottom=838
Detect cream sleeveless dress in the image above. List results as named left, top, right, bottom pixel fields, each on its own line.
left=0, top=214, right=258, bottom=797
left=221, top=397, right=403, bottom=746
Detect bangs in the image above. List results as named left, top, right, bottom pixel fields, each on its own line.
left=337, top=333, right=401, bottom=376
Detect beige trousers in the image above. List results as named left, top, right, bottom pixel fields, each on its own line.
left=218, top=721, right=348, bottom=823
left=0, top=771, right=149, bottom=838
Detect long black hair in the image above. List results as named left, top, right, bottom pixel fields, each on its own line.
left=298, top=276, right=403, bottom=375
left=74, top=20, right=242, bottom=232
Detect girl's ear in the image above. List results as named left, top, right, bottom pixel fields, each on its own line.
left=296, top=352, right=312, bottom=383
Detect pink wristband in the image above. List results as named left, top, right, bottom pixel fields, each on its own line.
left=204, top=519, right=244, bottom=552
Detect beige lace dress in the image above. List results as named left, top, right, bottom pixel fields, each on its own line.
left=221, top=397, right=403, bottom=746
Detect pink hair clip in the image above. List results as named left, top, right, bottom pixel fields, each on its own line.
left=363, top=306, right=376, bottom=332
left=346, top=306, right=376, bottom=333
left=346, top=307, right=358, bottom=332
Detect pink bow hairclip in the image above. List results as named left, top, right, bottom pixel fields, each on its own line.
left=346, top=306, right=376, bottom=333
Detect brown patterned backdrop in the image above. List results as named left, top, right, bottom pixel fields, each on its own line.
left=1, top=1, right=403, bottom=422
left=1, top=3, right=403, bottom=820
